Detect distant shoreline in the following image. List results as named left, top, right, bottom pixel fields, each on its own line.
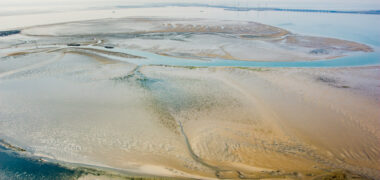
left=116, top=3, right=380, bottom=15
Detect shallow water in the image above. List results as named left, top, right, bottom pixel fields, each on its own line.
left=86, top=46, right=380, bottom=68
left=7, top=5, right=377, bottom=68
left=98, top=8, right=380, bottom=67
left=0, top=145, right=82, bottom=180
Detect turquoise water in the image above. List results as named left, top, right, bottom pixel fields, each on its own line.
left=94, top=46, right=380, bottom=68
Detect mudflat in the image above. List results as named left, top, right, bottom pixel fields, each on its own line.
left=0, top=17, right=379, bottom=179
left=20, top=18, right=372, bottom=61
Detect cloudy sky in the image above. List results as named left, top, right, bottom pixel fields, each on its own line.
left=0, top=0, right=379, bottom=22
left=1, top=0, right=379, bottom=10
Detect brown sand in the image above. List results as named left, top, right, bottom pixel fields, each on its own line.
left=1, top=48, right=378, bottom=179
left=0, top=18, right=378, bottom=179
left=21, top=18, right=373, bottom=62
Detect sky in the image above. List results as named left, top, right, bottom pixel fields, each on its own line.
left=1, top=0, right=380, bottom=10
left=0, top=0, right=379, bottom=30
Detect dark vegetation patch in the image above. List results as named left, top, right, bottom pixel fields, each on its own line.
left=67, top=43, right=81, bottom=46
left=317, top=76, right=337, bottom=84
left=111, top=66, right=160, bottom=88
left=0, top=30, right=20, bottom=37
left=0, top=139, right=26, bottom=152
left=316, top=76, right=350, bottom=89
left=310, top=49, right=329, bottom=55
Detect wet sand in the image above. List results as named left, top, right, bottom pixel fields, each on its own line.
left=0, top=17, right=379, bottom=179
left=0, top=49, right=379, bottom=179
left=19, top=18, right=373, bottom=62
left=140, top=65, right=380, bottom=179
